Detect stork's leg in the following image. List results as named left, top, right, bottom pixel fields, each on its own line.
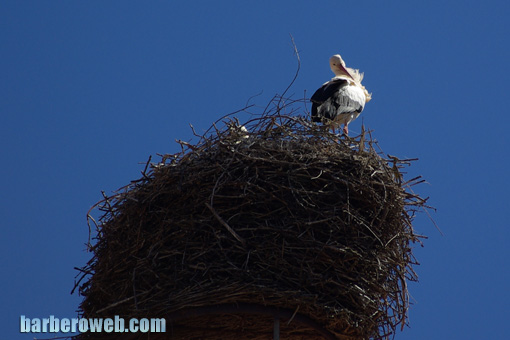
left=330, top=126, right=341, bottom=142
left=343, top=124, right=349, bottom=135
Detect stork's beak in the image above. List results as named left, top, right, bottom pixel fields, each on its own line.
left=338, top=63, right=355, bottom=80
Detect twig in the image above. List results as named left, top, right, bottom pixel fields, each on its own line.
left=95, top=295, right=136, bottom=314
left=277, top=34, right=301, bottom=108
left=205, top=202, right=246, bottom=246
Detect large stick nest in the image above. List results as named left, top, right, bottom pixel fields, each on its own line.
left=74, top=98, right=427, bottom=340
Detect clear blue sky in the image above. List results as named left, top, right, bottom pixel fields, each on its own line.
left=1, top=1, right=509, bottom=339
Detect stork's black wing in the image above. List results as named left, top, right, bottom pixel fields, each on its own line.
left=310, top=79, right=349, bottom=121
left=310, top=79, right=363, bottom=122
left=310, top=78, right=349, bottom=105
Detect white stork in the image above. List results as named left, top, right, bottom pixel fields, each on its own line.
left=310, top=54, right=372, bottom=135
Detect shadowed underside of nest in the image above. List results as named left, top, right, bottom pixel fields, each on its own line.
left=74, top=100, right=427, bottom=340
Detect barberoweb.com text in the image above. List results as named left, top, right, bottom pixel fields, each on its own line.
left=20, top=315, right=165, bottom=334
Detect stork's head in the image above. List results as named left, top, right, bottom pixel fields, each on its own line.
left=329, top=54, right=353, bottom=79
left=329, top=54, right=372, bottom=103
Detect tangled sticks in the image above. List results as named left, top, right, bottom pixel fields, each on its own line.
left=75, top=100, right=427, bottom=339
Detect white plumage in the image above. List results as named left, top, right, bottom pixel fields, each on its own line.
left=311, top=54, right=372, bottom=135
